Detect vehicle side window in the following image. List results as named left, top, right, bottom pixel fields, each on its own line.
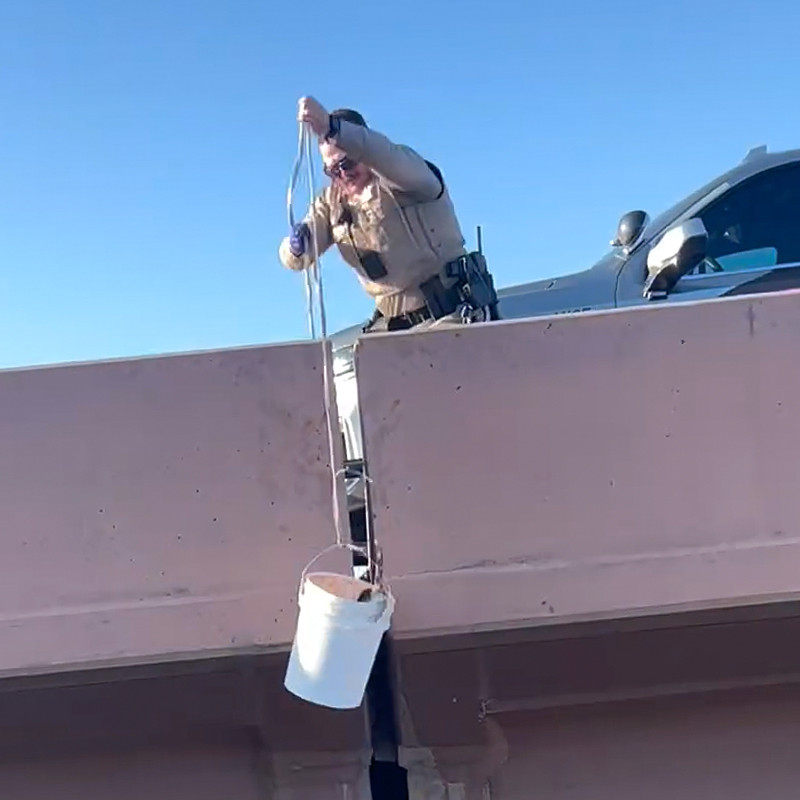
left=690, top=162, right=800, bottom=274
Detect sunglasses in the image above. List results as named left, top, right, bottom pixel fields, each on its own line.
left=323, top=156, right=359, bottom=179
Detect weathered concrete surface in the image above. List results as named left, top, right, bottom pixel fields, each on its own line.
left=479, top=684, right=800, bottom=799
left=0, top=654, right=370, bottom=799
left=393, top=605, right=800, bottom=798
left=355, top=290, right=800, bottom=637
left=2, top=610, right=800, bottom=798
left=0, top=342, right=346, bottom=675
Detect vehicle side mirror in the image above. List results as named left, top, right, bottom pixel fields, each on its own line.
left=643, top=219, right=708, bottom=299
left=612, top=210, right=649, bottom=251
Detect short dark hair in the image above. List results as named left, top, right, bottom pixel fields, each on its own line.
left=329, top=108, right=368, bottom=128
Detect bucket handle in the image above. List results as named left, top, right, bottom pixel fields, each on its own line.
left=300, top=542, right=368, bottom=584
left=299, top=542, right=390, bottom=597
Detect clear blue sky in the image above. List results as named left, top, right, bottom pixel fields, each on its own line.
left=1, top=0, right=798, bottom=368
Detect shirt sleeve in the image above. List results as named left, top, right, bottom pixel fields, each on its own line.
left=331, top=121, right=443, bottom=201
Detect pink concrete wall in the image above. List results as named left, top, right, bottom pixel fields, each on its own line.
left=0, top=747, right=369, bottom=799
left=395, top=686, right=800, bottom=797
left=355, top=290, right=800, bottom=637
left=0, top=655, right=371, bottom=799
left=0, top=747, right=268, bottom=800
left=0, top=342, right=345, bottom=675
left=480, top=685, right=800, bottom=798
left=5, top=685, right=800, bottom=799
left=2, top=611, right=799, bottom=799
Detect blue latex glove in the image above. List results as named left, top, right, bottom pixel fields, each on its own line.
left=289, top=222, right=310, bottom=257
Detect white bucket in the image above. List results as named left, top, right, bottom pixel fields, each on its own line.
left=284, top=571, right=395, bottom=709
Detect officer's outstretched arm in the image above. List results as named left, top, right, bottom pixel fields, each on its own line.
left=278, top=193, right=334, bottom=271
left=333, top=122, right=442, bottom=200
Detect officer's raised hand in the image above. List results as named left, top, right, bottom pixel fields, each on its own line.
left=297, top=96, right=330, bottom=138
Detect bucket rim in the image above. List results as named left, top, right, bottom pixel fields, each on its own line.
left=298, top=571, right=395, bottom=625
left=300, top=570, right=391, bottom=599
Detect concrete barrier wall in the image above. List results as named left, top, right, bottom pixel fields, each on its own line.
left=355, top=290, right=800, bottom=637
left=0, top=342, right=344, bottom=675
left=0, top=655, right=370, bottom=799
left=0, top=746, right=369, bottom=800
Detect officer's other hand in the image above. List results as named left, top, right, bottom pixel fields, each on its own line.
left=289, top=222, right=310, bottom=257
left=298, top=96, right=330, bottom=138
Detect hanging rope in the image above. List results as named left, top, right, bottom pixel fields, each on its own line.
left=287, top=125, right=318, bottom=339
left=286, top=122, right=345, bottom=549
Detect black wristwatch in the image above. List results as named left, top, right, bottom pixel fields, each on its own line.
left=325, top=115, right=341, bottom=141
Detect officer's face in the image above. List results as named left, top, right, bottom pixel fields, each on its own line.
left=319, top=142, right=371, bottom=194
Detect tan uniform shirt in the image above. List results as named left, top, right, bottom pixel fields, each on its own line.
left=279, top=121, right=467, bottom=318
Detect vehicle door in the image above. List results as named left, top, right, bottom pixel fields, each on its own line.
left=663, top=160, right=800, bottom=303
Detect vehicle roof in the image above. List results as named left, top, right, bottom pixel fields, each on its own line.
left=643, top=146, right=800, bottom=239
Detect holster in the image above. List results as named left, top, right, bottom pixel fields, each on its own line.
left=444, top=252, right=500, bottom=314
left=364, top=251, right=502, bottom=334
left=418, top=275, right=461, bottom=319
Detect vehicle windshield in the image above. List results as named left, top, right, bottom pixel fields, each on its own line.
left=640, top=180, right=731, bottom=246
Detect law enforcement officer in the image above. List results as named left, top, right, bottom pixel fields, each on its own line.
left=279, top=96, right=499, bottom=333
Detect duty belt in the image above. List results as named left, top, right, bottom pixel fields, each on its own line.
left=386, top=280, right=462, bottom=330
left=366, top=252, right=499, bottom=333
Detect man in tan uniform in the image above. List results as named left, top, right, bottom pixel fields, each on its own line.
left=279, top=96, right=499, bottom=333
